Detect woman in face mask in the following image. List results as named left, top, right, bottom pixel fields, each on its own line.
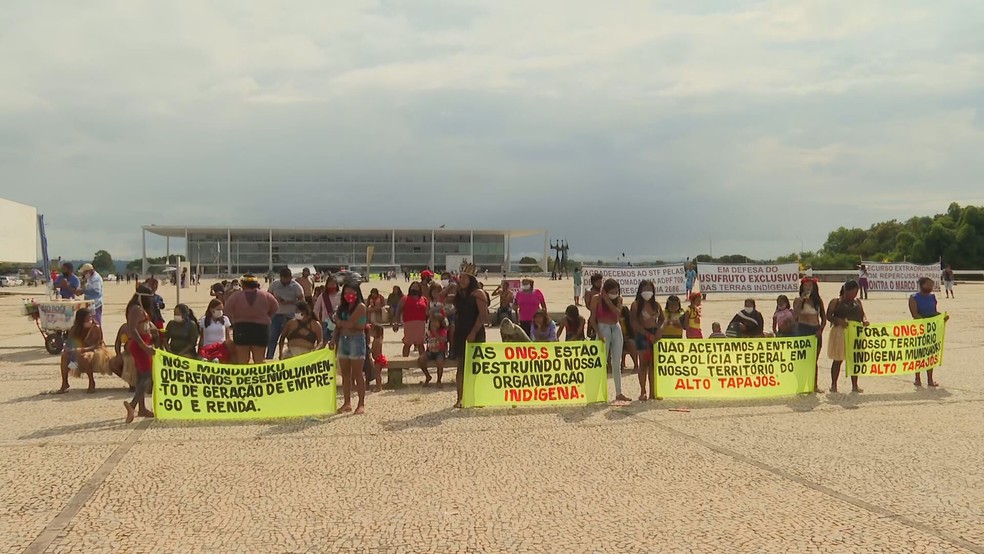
left=314, top=276, right=341, bottom=343
left=394, top=281, right=428, bottom=357
left=728, top=299, right=765, bottom=338
left=513, top=278, right=547, bottom=338
left=198, top=299, right=232, bottom=362
left=331, top=284, right=368, bottom=414
left=630, top=280, right=663, bottom=400
left=164, top=304, right=200, bottom=358
left=278, top=301, right=323, bottom=359
left=589, top=278, right=631, bottom=403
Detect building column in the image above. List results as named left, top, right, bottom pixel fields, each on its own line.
left=141, top=228, right=147, bottom=276
left=166, top=236, right=170, bottom=266
left=184, top=228, right=189, bottom=267
left=268, top=229, right=273, bottom=272
left=505, top=234, right=511, bottom=274
left=227, top=229, right=232, bottom=276
left=470, top=230, right=474, bottom=265
left=391, top=230, right=396, bottom=265
left=430, top=229, right=435, bottom=269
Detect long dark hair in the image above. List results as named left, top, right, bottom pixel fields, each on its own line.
left=69, top=307, right=93, bottom=342
left=455, top=273, right=479, bottom=306
left=798, top=280, right=823, bottom=311
left=841, top=280, right=860, bottom=297
left=634, top=280, right=661, bottom=318
left=175, top=303, right=200, bottom=336
left=127, top=284, right=154, bottom=313
left=337, top=283, right=364, bottom=318
left=204, top=299, right=223, bottom=328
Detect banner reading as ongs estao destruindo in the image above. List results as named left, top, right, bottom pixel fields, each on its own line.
left=862, top=262, right=941, bottom=292
left=153, top=349, right=337, bottom=420
left=844, top=314, right=946, bottom=377
left=580, top=266, right=686, bottom=296
left=654, top=336, right=817, bottom=398
left=696, top=263, right=800, bottom=294
left=462, top=341, right=608, bottom=408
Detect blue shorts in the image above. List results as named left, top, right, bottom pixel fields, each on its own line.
left=338, top=334, right=367, bottom=360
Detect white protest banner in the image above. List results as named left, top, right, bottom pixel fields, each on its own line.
left=696, top=263, right=800, bottom=293
left=581, top=266, right=686, bottom=296
left=862, top=262, right=940, bottom=292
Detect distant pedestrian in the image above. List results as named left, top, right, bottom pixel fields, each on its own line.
left=942, top=265, right=955, bottom=299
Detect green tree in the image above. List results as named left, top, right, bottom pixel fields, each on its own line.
left=92, top=250, right=115, bottom=274
left=517, top=256, right=543, bottom=273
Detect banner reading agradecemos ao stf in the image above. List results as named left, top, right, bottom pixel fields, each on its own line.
left=152, top=348, right=336, bottom=420
left=654, top=336, right=817, bottom=399
left=581, top=266, right=686, bottom=296
left=462, top=341, right=607, bottom=408
left=862, top=262, right=941, bottom=292
left=845, top=314, right=946, bottom=378
left=696, top=263, right=800, bottom=293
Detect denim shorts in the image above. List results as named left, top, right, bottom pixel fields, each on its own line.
left=338, top=333, right=367, bottom=360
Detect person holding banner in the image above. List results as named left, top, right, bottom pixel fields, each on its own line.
left=727, top=299, right=764, bottom=338
left=452, top=267, right=487, bottom=409
left=827, top=280, right=868, bottom=393
left=909, top=277, right=948, bottom=387
left=332, top=284, right=368, bottom=414
left=793, top=279, right=826, bottom=391
left=198, top=299, right=232, bottom=363
left=631, top=280, right=663, bottom=401
left=584, top=273, right=603, bottom=338
left=589, top=279, right=631, bottom=403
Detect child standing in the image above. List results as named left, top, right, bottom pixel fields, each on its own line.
left=772, top=295, right=796, bottom=337
left=662, top=295, right=685, bottom=339
left=418, top=314, right=448, bottom=386
left=683, top=293, right=703, bottom=339
left=370, top=325, right=386, bottom=393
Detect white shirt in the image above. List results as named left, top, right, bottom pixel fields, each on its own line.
left=83, top=271, right=104, bottom=310
left=199, top=315, right=230, bottom=347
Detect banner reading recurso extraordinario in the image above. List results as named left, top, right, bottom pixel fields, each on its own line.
left=462, top=341, right=608, bottom=408
left=654, top=337, right=817, bottom=399
left=844, top=314, right=946, bottom=377
left=581, top=266, right=686, bottom=296
left=153, top=349, right=337, bottom=420
left=696, top=263, right=800, bottom=293
left=862, top=262, right=941, bottom=292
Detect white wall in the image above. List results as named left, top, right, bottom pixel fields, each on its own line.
left=0, top=198, right=37, bottom=264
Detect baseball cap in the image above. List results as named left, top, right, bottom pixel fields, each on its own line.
left=79, top=263, right=94, bottom=273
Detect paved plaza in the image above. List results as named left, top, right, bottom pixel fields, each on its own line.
left=1, top=280, right=982, bottom=553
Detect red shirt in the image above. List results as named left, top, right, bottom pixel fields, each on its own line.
left=402, top=296, right=429, bottom=322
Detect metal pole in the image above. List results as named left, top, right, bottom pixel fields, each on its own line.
left=391, top=230, right=396, bottom=265
left=226, top=229, right=232, bottom=276
left=141, top=228, right=148, bottom=277
left=470, top=230, right=474, bottom=267
left=269, top=229, right=273, bottom=273
left=430, top=229, right=435, bottom=269
left=542, top=231, right=548, bottom=275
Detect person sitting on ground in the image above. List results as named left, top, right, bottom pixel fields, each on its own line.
left=198, top=299, right=232, bottom=363
left=728, top=299, right=764, bottom=338
left=278, top=300, right=323, bottom=359
left=418, top=313, right=448, bottom=386
left=562, top=305, right=586, bottom=341
left=57, top=307, right=112, bottom=394
left=530, top=309, right=558, bottom=342
left=164, top=304, right=201, bottom=358
left=708, top=322, right=726, bottom=339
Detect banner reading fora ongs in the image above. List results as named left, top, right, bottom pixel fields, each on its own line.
left=152, top=349, right=337, bottom=420
left=845, top=314, right=946, bottom=377
left=696, top=263, right=800, bottom=293
left=654, top=336, right=817, bottom=399
left=462, top=341, right=608, bottom=408
left=863, top=262, right=941, bottom=292
left=581, top=266, right=686, bottom=296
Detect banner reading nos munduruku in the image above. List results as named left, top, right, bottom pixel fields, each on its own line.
left=153, top=349, right=337, bottom=420
left=581, top=266, right=686, bottom=296
left=654, top=336, right=818, bottom=398
left=862, top=262, right=941, bottom=292
left=462, top=341, right=608, bottom=408
left=696, top=263, right=800, bottom=293
left=844, top=314, right=946, bottom=377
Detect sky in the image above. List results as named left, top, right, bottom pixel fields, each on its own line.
left=3, top=0, right=984, bottom=264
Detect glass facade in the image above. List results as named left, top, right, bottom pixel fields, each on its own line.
left=185, top=229, right=507, bottom=275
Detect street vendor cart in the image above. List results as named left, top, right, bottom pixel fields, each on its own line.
left=22, top=298, right=93, bottom=354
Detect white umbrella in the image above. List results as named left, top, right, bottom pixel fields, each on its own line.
left=162, top=267, right=178, bottom=273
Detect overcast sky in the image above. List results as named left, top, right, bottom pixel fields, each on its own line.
left=3, top=1, right=984, bottom=263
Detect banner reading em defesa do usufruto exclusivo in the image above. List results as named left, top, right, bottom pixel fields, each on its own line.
left=845, top=314, right=946, bottom=377
left=153, top=348, right=336, bottom=420
left=462, top=341, right=608, bottom=408
left=654, top=336, right=818, bottom=399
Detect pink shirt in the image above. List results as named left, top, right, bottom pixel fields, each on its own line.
left=515, top=289, right=545, bottom=322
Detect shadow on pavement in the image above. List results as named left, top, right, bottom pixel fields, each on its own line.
left=19, top=418, right=123, bottom=440
left=4, top=387, right=130, bottom=405
left=0, top=348, right=55, bottom=364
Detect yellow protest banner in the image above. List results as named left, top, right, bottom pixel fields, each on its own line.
left=654, top=337, right=817, bottom=399
left=153, top=348, right=336, bottom=420
left=845, top=314, right=946, bottom=377
left=462, top=341, right=608, bottom=408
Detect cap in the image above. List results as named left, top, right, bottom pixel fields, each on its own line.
left=79, top=263, right=94, bottom=273
left=421, top=270, right=435, bottom=279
